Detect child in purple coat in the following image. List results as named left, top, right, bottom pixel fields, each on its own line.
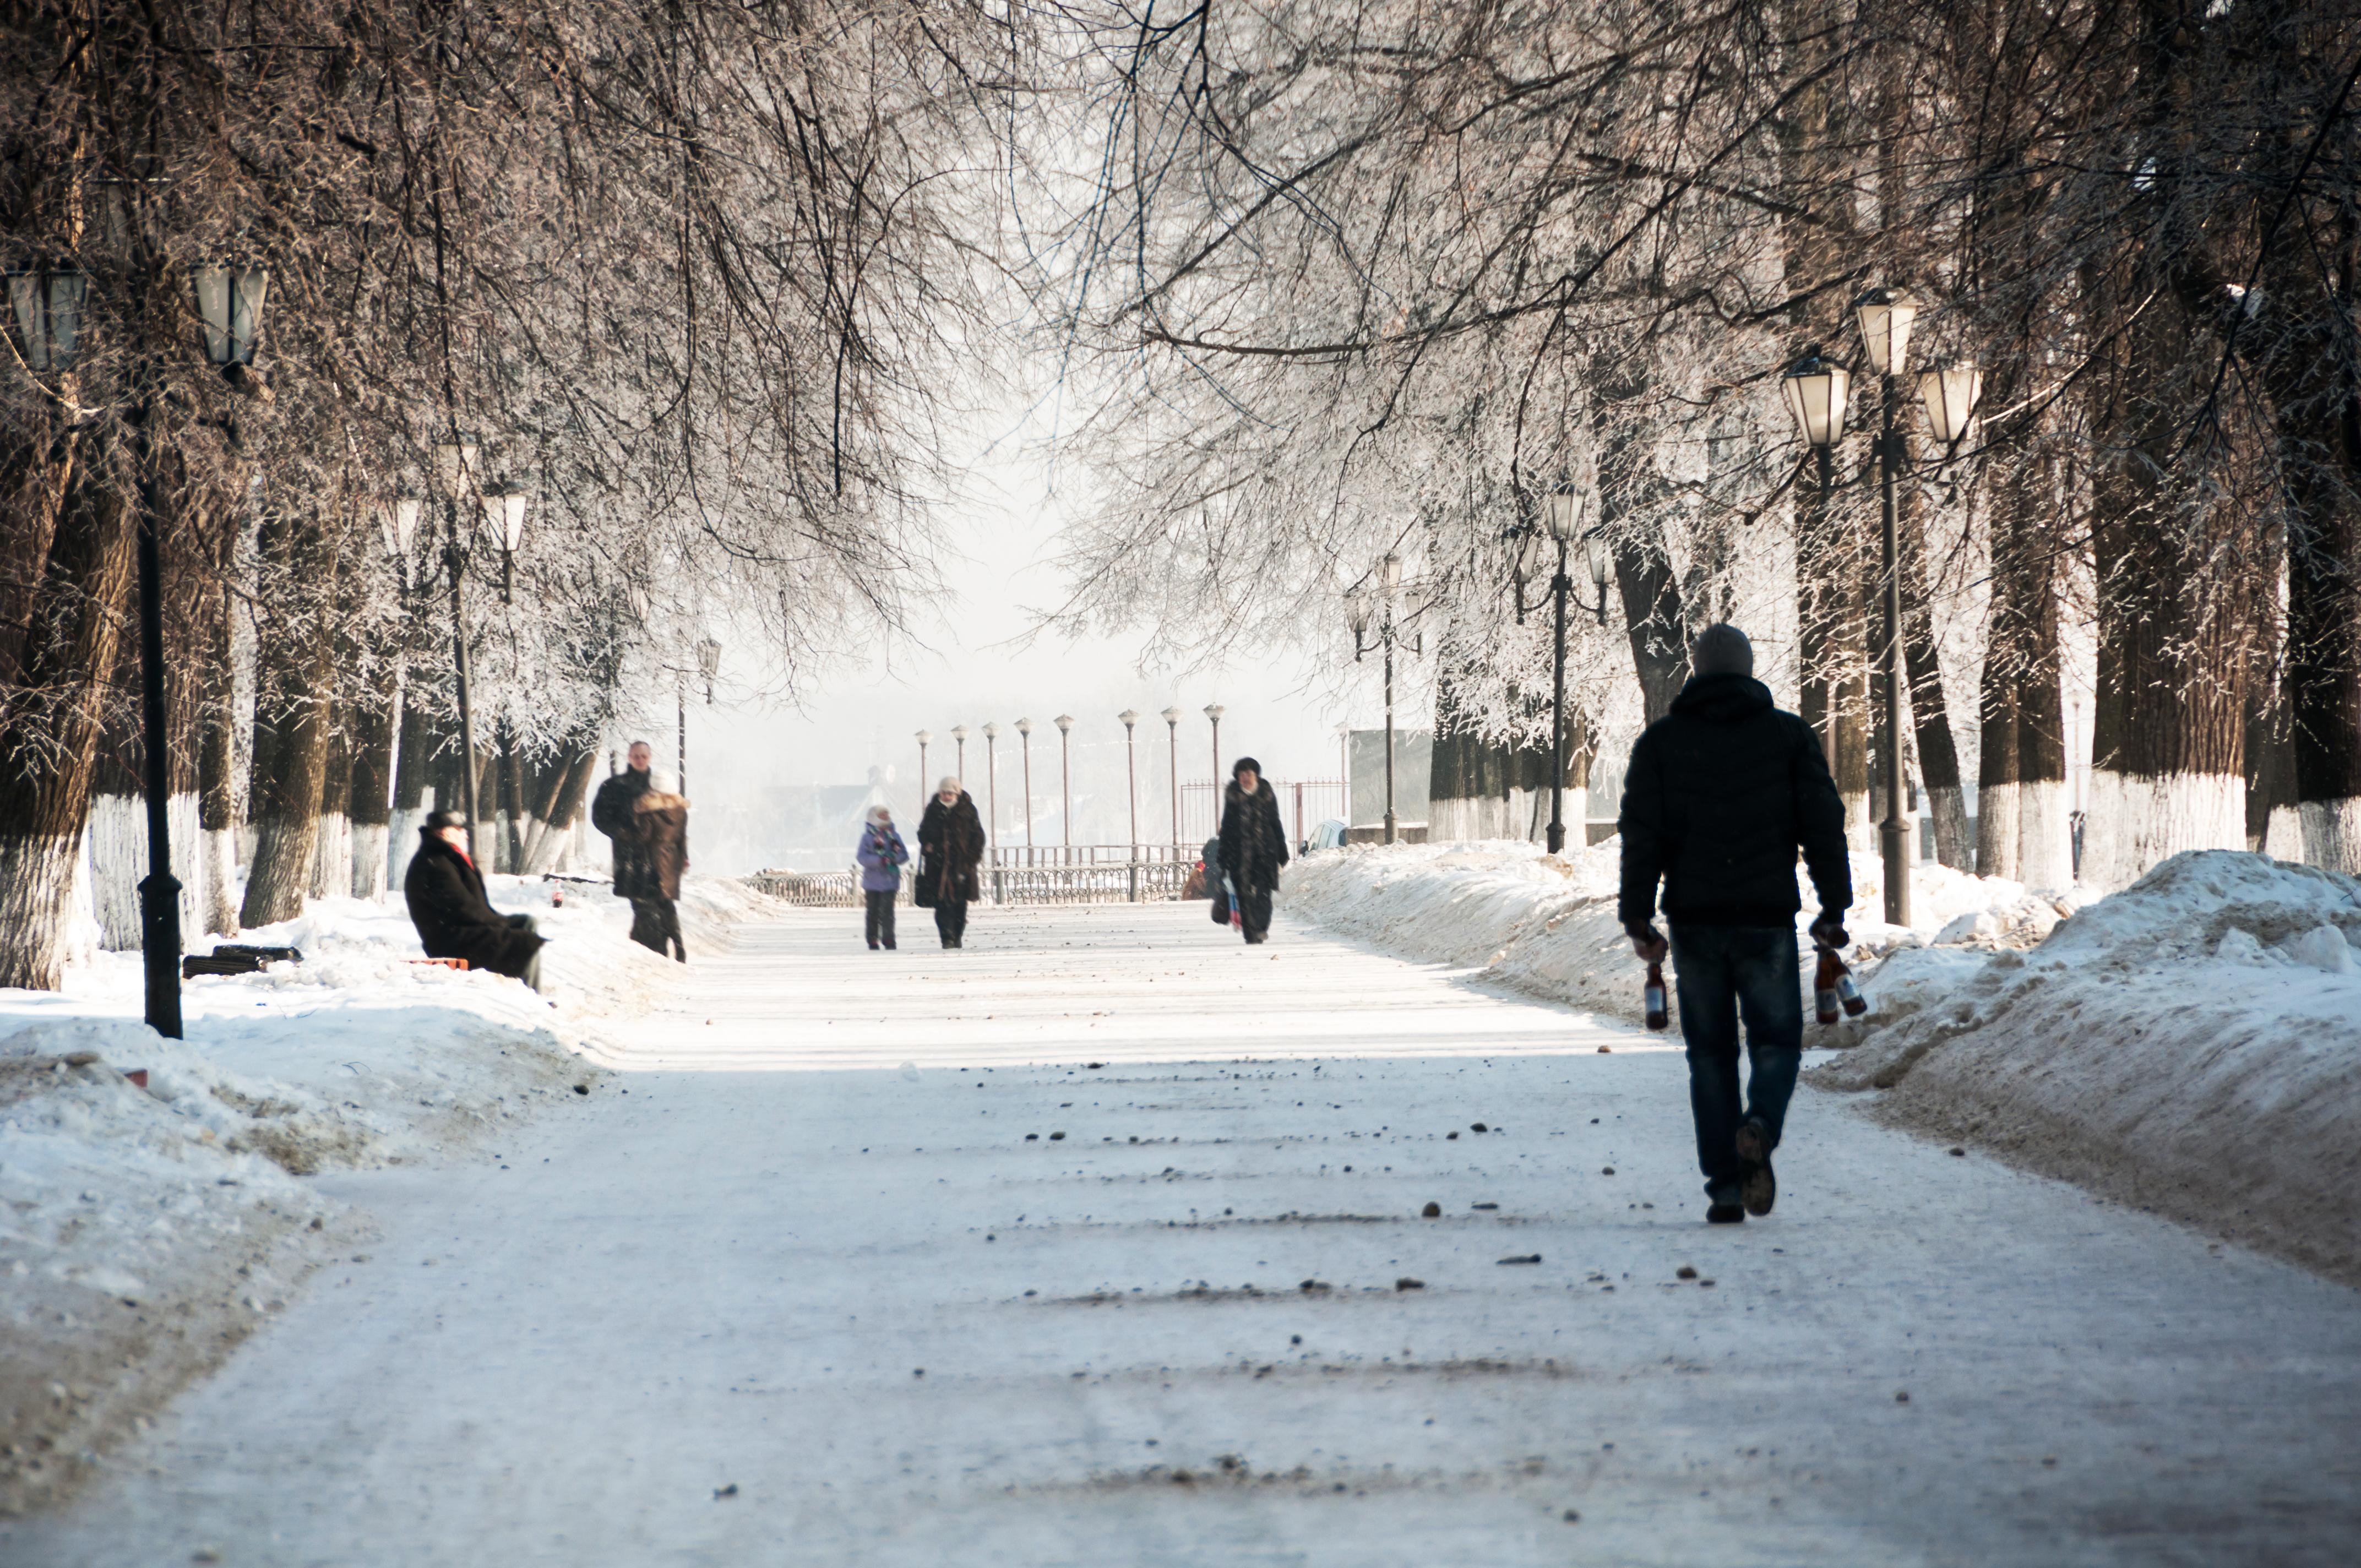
left=855, top=805, right=910, bottom=950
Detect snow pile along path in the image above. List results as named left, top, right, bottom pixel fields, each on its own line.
left=1814, top=851, right=2361, bottom=1284
left=1280, top=838, right=2041, bottom=1030
left=0, top=872, right=764, bottom=1511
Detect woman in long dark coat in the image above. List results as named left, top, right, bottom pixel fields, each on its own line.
left=915, top=776, right=986, bottom=948
left=1216, top=756, right=1290, bottom=945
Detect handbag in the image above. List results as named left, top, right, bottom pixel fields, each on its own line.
left=912, top=854, right=937, bottom=907
left=1209, top=882, right=1230, bottom=924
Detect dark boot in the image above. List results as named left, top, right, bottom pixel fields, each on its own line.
left=1735, top=1116, right=1776, bottom=1216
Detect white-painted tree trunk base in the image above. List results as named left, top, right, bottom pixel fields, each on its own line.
left=83, top=793, right=208, bottom=949
left=350, top=824, right=390, bottom=901
left=2297, top=796, right=2361, bottom=875
left=311, top=813, right=352, bottom=900
left=388, top=792, right=433, bottom=894
left=2017, top=778, right=2075, bottom=894
left=2260, top=806, right=2304, bottom=863
left=1843, top=790, right=1873, bottom=853
left=2080, top=770, right=2244, bottom=891
left=85, top=794, right=145, bottom=950
left=1977, top=782, right=2021, bottom=881
left=1925, top=784, right=1971, bottom=869
left=0, top=832, right=96, bottom=988
left=202, top=827, right=240, bottom=938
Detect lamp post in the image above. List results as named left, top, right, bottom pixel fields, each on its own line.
left=698, top=638, right=721, bottom=704
left=1204, top=704, right=1225, bottom=790
left=1054, top=714, right=1074, bottom=852
left=1350, top=551, right=1407, bottom=843
left=480, top=484, right=529, bottom=603
left=1118, top=710, right=1140, bottom=898
left=1541, top=485, right=1588, bottom=854
left=434, top=437, right=486, bottom=856
left=1335, top=722, right=1350, bottom=819
left=981, top=722, right=1002, bottom=899
left=1015, top=718, right=1035, bottom=852
left=1855, top=288, right=1919, bottom=929
left=951, top=724, right=969, bottom=782
left=1161, top=706, right=1183, bottom=851
left=916, top=729, right=932, bottom=810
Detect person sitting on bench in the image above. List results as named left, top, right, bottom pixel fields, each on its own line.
left=403, top=810, right=547, bottom=993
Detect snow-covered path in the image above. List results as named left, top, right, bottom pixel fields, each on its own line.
left=12, top=903, right=2361, bottom=1566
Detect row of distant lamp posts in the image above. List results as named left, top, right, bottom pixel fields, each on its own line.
left=8, top=259, right=270, bottom=1039
left=1780, top=289, right=1982, bottom=928
left=915, top=704, right=1225, bottom=884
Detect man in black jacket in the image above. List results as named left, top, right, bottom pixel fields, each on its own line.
left=404, top=811, right=548, bottom=991
left=591, top=740, right=674, bottom=954
left=1618, top=624, right=1852, bottom=1224
left=1217, top=758, right=1290, bottom=944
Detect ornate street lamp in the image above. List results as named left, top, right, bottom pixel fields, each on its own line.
left=1204, top=703, right=1225, bottom=790
left=1916, top=362, right=1983, bottom=448
left=1054, top=714, right=1075, bottom=851
left=697, top=637, right=721, bottom=703
left=916, top=729, right=933, bottom=808
left=950, top=723, right=969, bottom=781
left=7, top=266, right=88, bottom=371
left=1538, top=484, right=1590, bottom=852
left=480, top=483, right=530, bottom=604
left=1160, top=706, right=1183, bottom=851
left=1780, top=347, right=1852, bottom=486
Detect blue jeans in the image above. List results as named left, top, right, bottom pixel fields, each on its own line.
left=1669, top=925, right=1803, bottom=1202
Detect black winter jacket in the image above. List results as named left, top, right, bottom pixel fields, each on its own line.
left=590, top=769, right=659, bottom=899
left=403, top=835, right=546, bottom=978
left=1217, top=779, right=1290, bottom=888
left=1616, top=673, right=1852, bottom=931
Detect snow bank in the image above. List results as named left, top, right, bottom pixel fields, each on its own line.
left=0, top=872, right=775, bottom=1510
left=1814, top=851, right=2361, bottom=1284
left=1280, top=838, right=2038, bottom=1030
left=1284, top=842, right=2361, bottom=1283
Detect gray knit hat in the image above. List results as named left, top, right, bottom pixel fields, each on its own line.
left=1692, top=623, right=1754, bottom=678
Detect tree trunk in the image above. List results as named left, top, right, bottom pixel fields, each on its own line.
left=1592, top=365, right=1689, bottom=726
left=2254, top=203, right=2361, bottom=872
left=241, top=509, right=339, bottom=928
left=1897, top=447, right=1971, bottom=870
left=309, top=695, right=353, bottom=900
left=349, top=682, right=396, bottom=901
left=523, top=740, right=600, bottom=873
left=389, top=678, right=439, bottom=889
left=0, top=446, right=134, bottom=990
left=198, top=570, right=241, bottom=936
left=2245, top=572, right=2302, bottom=857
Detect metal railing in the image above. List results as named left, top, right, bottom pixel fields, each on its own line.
left=753, top=845, right=1203, bottom=907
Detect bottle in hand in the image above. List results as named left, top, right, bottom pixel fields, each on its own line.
left=1644, top=960, right=1669, bottom=1031
left=1814, top=948, right=1868, bottom=1024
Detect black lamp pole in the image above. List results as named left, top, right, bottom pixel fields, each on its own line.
left=132, top=386, right=183, bottom=1038
left=1546, top=538, right=1570, bottom=855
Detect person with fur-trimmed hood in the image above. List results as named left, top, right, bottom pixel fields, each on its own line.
left=916, top=777, right=986, bottom=949
left=1216, top=756, right=1289, bottom=944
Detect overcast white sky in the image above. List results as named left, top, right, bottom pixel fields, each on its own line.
left=645, top=413, right=1419, bottom=863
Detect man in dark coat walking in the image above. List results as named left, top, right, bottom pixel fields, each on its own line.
left=1216, top=757, right=1289, bottom=944
left=1619, top=624, right=1852, bottom=1224
left=592, top=740, right=688, bottom=958
left=404, top=810, right=547, bottom=990
left=916, top=777, right=986, bottom=948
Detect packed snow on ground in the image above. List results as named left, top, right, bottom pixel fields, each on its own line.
left=1279, top=837, right=2049, bottom=1032
left=1283, top=840, right=2361, bottom=1284
left=0, top=871, right=776, bottom=1511
left=1814, top=850, right=2361, bottom=1283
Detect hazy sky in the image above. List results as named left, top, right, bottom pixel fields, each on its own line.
left=650, top=418, right=1424, bottom=865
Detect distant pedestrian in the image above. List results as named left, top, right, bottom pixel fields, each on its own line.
left=1216, top=758, right=1289, bottom=945
left=856, top=805, right=909, bottom=950
left=591, top=739, right=690, bottom=959
left=624, top=771, right=690, bottom=961
left=1617, top=624, right=1853, bottom=1224
left=916, top=776, right=985, bottom=949
left=403, top=810, right=548, bottom=992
